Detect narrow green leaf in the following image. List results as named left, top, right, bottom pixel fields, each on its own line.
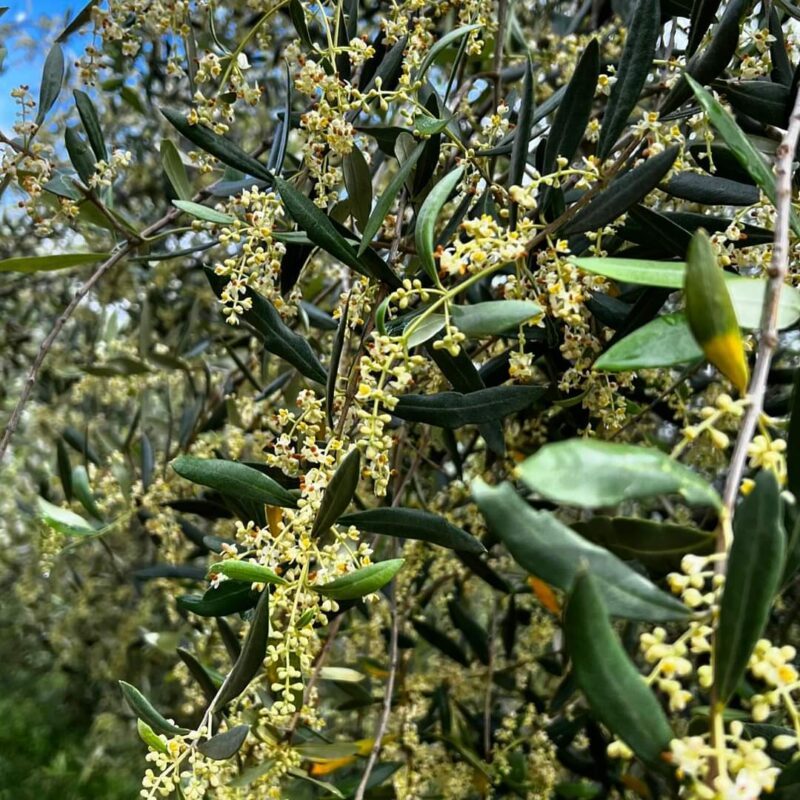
left=687, top=0, right=722, bottom=55
left=598, top=0, right=660, bottom=159
left=56, top=0, right=99, bottom=42
left=172, top=456, right=298, bottom=508
left=415, top=166, right=465, bottom=281
left=686, top=74, right=800, bottom=237
left=178, top=582, right=258, bottom=618
left=327, top=295, right=349, bottom=428
left=198, top=725, right=250, bottom=760
left=473, top=480, right=690, bottom=622
left=664, top=172, right=759, bottom=206
left=573, top=516, right=714, bottom=574
left=161, top=139, right=192, bottom=201
left=416, top=25, right=481, bottom=80
left=544, top=40, right=599, bottom=174
left=595, top=312, right=702, bottom=371
left=715, top=471, right=786, bottom=704
left=73, top=90, right=107, bottom=161
left=71, top=464, right=103, bottom=520
left=36, top=44, right=65, bottom=126
left=36, top=497, right=96, bottom=536
left=119, top=681, right=189, bottom=736
left=310, top=449, right=361, bottom=538
left=343, top=146, right=372, bottom=231
left=338, top=507, right=485, bottom=554
left=65, top=126, right=96, bottom=184
left=358, top=141, right=425, bottom=256
left=393, top=385, right=546, bottom=429
left=161, top=107, right=274, bottom=181
left=208, top=560, right=288, bottom=586
left=172, top=200, right=234, bottom=223
left=314, top=559, right=405, bottom=600
left=509, top=56, right=534, bottom=228
left=450, top=300, right=542, bottom=338
left=563, top=146, right=679, bottom=235
left=448, top=600, right=489, bottom=664
left=137, top=719, right=168, bottom=754
left=288, top=0, right=313, bottom=48
left=56, top=438, right=73, bottom=502
left=406, top=314, right=446, bottom=348
left=517, top=439, right=722, bottom=509
left=177, top=648, right=218, bottom=702
left=412, top=619, right=469, bottom=665
left=0, top=252, right=109, bottom=273
left=565, top=572, right=673, bottom=764
left=206, top=268, right=327, bottom=384
left=213, top=587, right=270, bottom=710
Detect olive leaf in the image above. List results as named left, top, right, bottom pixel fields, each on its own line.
left=36, top=44, right=65, bottom=126
left=208, top=561, right=288, bottom=586
left=73, top=90, right=107, bottom=161
left=416, top=166, right=465, bottom=281
left=198, top=725, right=250, bottom=760
left=161, top=139, right=192, bottom=201
left=314, top=559, right=405, bottom=600
left=119, top=681, right=190, bottom=736
left=310, top=448, right=361, bottom=538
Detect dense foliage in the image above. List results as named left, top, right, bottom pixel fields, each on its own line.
left=4, top=0, right=800, bottom=797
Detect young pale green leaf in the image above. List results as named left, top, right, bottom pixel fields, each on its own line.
left=415, top=166, right=465, bottom=281
left=161, top=107, right=274, bottom=181
left=563, top=146, right=679, bottom=235
left=565, top=572, right=673, bottom=765
left=598, top=0, right=660, bottom=159
left=450, top=300, right=542, bottom=338
left=317, top=667, right=365, bottom=683
left=517, top=439, right=722, bottom=509
left=294, top=742, right=360, bottom=760
left=206, top=268, right=327, bottom=384
left=73, top=90, right=107, bottom=161
left=274, top=176, right=400, bottom=287
left=715, top=471, right=786, bottom=705
left=343, top=146, right=372, bottom=231
left=178, top=582, right=258, bottom=618
left=0, top=252, right=109, bottom=273
left=544, top=40, right=599, bottom=174
left=119, top=681, right=190, bottom=736
left=406, top=314, right=447, bottom=348
left=596, top=312, right=702, bottom=371
left=509, top=56, right=534, bottom=228
left=473, top=480, right=689, bottom=622
left=172, top=200, right=235, bottom=224
left=36, top=43, right=65, bottom=126
left=310, top=449, right=361, bottom=538
left=137, top=719, right=169, bottom=754
left=686, top=74, right=800, bottom=237
left=314, top=559, right=405, bottom=600
left=198, top=725, right=250, bottom=760
left=208, top=560, right=288, bottom=586
left=338, top=507, right=485, bottom=554
left=684, top=228, right=748, bottom=394
left=572, top=516, right=714, bottom=575
left=415, top=25, right=481, bottom=80
left=358, top=140, right=425, bottom=256
left=172, top=456, right=298, bottom=508
left=212, top=587, right=270, bottom=710
left=36, top=497, right=96, bottom=536
left=393, top=385, right=546, bottom=429
left=161, top=139, right=192, bottom=201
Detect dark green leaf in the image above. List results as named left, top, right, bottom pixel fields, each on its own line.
left=473, top=480, right=689, bottom=621
left=172, top=456, right=298, bottom=508
left=517, top=439, right=722, bottom=509
left=412, top=619, right=469, bottom=665
left=119, top=681, right=189, bottom=736
left=715, top=471, right=786, bottom=704
left=287, top=0, right=313, bottom=48
left=310, top=449, right=360, bottom=537
left=213, top=588, right=270, bottom=709
left=313, top=559, right=405, bottom=600
left=73, top=90, right=107, bottom=161
left=65, top=127, right=96, bottom=185
left=563, top=146, right=679, bottom=235
left=664, top=172, right=759, bottom=206
left=448, top=600, right=489, bottom=664
left=56, top=0, right=99, bottom=42
left=393, top=385, right=546, bottom=429
left=714, top=79, right=790, bottom=128
left=178, top=582, right=258, bottom=618
left=509, top=56, right=534, bottom=228
left=198, top=725, right=250, bottom=760
left=206, top=268, right=327, bottom=384
left=565, top=572, right=673, bottom=765
left=573, top=516, right=714, bottom=574
left=343, top=146, right=372, bottom=230
left=177, top=648, right=218, bottom=702
left=36, top=44, right=65, bottom=126
left=544, top=40, right=599, bottom=174
left=358, top=141, right=425, bottom=255
left=687, top=0, right=722, bottom=55
left=416, top=166, right=465, bottom=281
left=416, top=25, right=481, bottom=80
left=598, top=0, right=661, bottom=159
left=56, top=438, right=72, bottom=501
left=338, top=508, right=485, bottom=554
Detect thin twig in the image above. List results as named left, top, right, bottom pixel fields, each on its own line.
left=719, top=91, right=800, bottom=556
